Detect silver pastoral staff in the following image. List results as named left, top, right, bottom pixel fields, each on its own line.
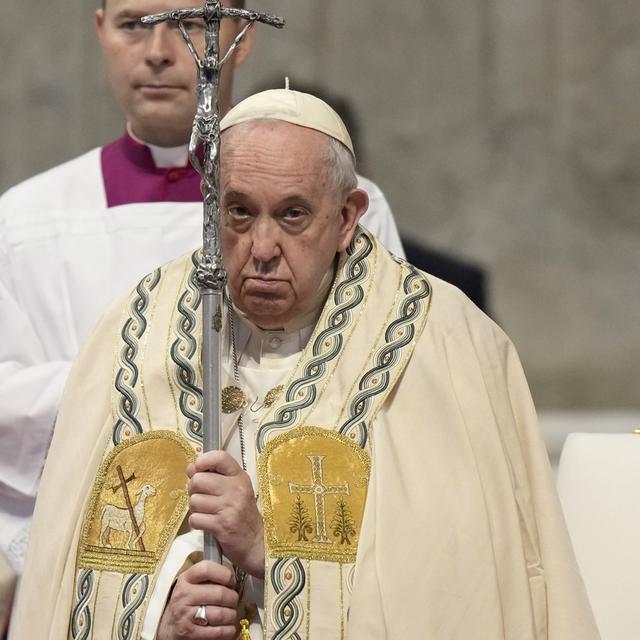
left=141, top=1, right=285, bottom=564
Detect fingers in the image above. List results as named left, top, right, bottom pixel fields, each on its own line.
left=187, top=477, right=256, bottom=532
left=158, top=561, right=240, bottom=640
left=187, top=450, right=243, bottom=478
left=180, top=582, right=239, bottom=610
left=189, top=491, right=222, bottom=515
left=188, top=467, right=254, bottom=510
left=189, top=469, right=225, bottom=498
left=194, top=604, right=237, bottom=627
left=183, top=454, right=263, bottom=577
left=180, top=560, right=236, bottom=590
left=188, top=511, right=220, bottom=534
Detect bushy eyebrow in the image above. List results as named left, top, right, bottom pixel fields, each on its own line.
left=112, top=9, right=144, bottom=19
left=222, top=189, right=314, bottom=211
left=222, top=190, right=247, bottom=202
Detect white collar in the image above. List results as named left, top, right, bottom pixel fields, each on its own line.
left=234, top=314, right=315, bottom=369
left=126, top=123, right=189, bottom=168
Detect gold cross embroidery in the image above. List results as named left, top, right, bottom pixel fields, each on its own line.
left=288, top=456, right=350, bottom=544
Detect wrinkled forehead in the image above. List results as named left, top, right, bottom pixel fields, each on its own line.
left=221, top=120, right=331, bottom=169
left=222, top=118, right=328, bottom=147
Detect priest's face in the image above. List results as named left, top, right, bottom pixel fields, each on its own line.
left=96, top=0, right=253, bottom=147
left=220, top=121, right=368, bottom=330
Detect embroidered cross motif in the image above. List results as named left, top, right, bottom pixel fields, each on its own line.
left=260, top=426, right=370, bottom=563
left=288, top=456, right=350, bottom=544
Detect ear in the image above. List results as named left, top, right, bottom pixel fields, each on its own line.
left=95, top=8, right=106, bottom=44
left=233, top=21, right=256, bottom=68
left=337, top=188, right=369, bottom=252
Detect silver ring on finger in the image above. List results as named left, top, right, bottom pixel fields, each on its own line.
left=193, top=605, right=208, bottom=626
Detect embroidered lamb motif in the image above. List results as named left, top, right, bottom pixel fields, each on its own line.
left=100, top=483, right=156, bottom=550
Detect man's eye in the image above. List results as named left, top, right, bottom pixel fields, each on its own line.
left=283, top=208, right=306, bottom=220
left=168, top=18, right=204, bottom=31
left=121, top=20, right=138, bottom=30
left=181, top=19, right=205, bottom=32
left=120, top=20, right=148, bottom=31
left=228, top=206, right=250, bottom=218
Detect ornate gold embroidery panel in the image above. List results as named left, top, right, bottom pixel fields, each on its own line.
left=259, top=426, right=371, bottom=564
left=77, top=431, right=195, bottom=574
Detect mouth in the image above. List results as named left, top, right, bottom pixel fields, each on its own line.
left=137, top=83, right=183, bottom=94
left=243, top=276, right=288, bottom=292
left=246, top=276, right=284, bottom=284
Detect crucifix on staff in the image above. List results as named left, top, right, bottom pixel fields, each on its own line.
left=141, top=1, right=284, bottom=568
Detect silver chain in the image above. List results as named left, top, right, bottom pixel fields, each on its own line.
left=225, top=293, right=251, bottom=598
left=226, top=293, right=247, bottom=472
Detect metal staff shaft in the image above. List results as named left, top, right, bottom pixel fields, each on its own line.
left=142, top=1, right=284, bottom=564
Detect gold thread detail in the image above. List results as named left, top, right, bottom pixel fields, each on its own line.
left=165, top=258, right=193, bottom=433
left=257, top=231, right=377, bottom=444
left=367, top=268, right=432, bottom=427
left=333, top=254, right=402, bottom=430
left=140, top=268, right=166, bottom=429
left=264, top=384, right=284, bottom=408
left=111, top=301, right=134, bottom=431
left=258, top=426, right=371, bottom=564
left=304, top=236, right=378, bottom=429
left=76, top=430, right=196, bottom=574
left=222, top=385, right=246, bottom=413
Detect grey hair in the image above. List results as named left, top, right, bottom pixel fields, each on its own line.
left=325, top=137, right=358, bottom=195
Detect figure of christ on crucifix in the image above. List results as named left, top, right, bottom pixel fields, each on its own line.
left=142, top=2, right=284, bottom=290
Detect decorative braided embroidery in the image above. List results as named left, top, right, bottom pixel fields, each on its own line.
left=339, top=264, right=431, bottom=448
left=170, top=252, right=204, bottom=441
left=70, top=568, right=95, bottom=640
left=270, top=558, right=306, bottom=640
left=117, top=573, right=150, bottom=640
left=257, top=232, right=373, bottom=452
left=113, top=269, right=162, bottom=445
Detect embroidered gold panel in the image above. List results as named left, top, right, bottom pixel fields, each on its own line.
left=77, top=431, right=195, bottom=574
left=259, top=427, right=370, bottom=564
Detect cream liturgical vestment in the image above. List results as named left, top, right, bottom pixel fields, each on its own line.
left=0, top=131, right=403, bottom=575
left=13, top=228, right=598, bottom=639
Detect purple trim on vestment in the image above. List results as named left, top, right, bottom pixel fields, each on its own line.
left=101, top=131, right=203, bottom=207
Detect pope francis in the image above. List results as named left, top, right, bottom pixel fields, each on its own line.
left=12, top=90, right=599, bottom=640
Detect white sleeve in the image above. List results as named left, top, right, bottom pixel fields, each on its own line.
left=141, top=530, right=265, bottom=639
left=0, top=226, right=71, bottom=573
left=356, top=175, right=405, bottom=258
left=141, top=531, right=203, bottom=639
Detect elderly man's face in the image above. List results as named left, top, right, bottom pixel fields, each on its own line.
left=220, top=121, right=367, bottom=329
left=96, top=0, right=252, bottom=147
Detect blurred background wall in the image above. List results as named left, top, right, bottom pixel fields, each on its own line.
left=1, top=0, right=639, bottom=431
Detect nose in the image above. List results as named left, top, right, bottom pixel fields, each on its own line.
left=250, top=218, right=281, bottom=271
left=145, top=24, right=175, bottom=68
